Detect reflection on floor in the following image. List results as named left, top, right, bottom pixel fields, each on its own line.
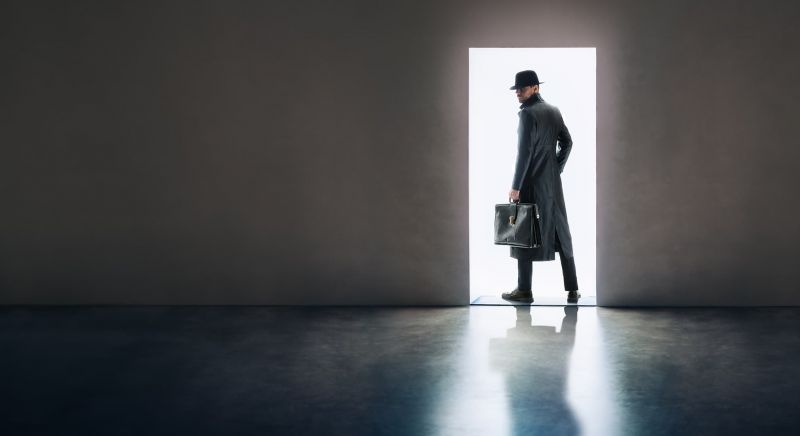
left=2, top=306, right=800, bottom=435
left=471, top=294, right=597, bottom=306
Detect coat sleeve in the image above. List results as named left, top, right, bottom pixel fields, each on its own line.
left=511, top=111, right=534, bottom=191
left=556, top=111, right=573, bottom=174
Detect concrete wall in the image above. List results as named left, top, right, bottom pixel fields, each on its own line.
left=1, top=0, right=798, bottom=305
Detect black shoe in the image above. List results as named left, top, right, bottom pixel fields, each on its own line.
left=567, top=290, right=581, bottom=303
left=501, top=288, right=533, bottom=303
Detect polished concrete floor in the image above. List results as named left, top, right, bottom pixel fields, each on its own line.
left=2, top=306, right=800, bottom=435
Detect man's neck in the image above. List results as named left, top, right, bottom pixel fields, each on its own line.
left=520, top=92, right=542, bottom=108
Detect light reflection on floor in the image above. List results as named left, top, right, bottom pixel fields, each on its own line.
left=4, top=306, right=800, bottom=434
left=434, top=306, right=618, bottom=435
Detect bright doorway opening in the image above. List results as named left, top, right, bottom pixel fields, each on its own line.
left=469, top=48, right=596, bottom=305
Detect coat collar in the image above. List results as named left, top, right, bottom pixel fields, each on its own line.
left=519, top=92, right=544, bottom=109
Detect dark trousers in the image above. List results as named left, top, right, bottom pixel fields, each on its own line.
left=518, top=231, right=579, bottom=292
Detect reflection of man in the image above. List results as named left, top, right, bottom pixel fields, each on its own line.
left=489, top=306, right=579, bottom=434
left=502, top=70, right=580, bottom=304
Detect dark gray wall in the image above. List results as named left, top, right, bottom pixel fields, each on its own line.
left=1, top=0, right=798, bottom=305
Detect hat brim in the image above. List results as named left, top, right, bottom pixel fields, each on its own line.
left=510, top=81, right=544, bottom=90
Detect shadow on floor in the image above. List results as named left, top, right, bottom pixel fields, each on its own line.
left=489, top=306, right=580, bottom=434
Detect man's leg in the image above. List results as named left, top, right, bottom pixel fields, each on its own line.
left=555, top=232, right=579, bottom=291
left=502, top=257, right=534, bottom=302
left=560, top=255, right=579, bottom=291
left=518, top=258, right=533, bottom=292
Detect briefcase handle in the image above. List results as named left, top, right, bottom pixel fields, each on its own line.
left=507, top=198, right=520, bottom=225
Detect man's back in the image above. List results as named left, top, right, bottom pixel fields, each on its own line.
left=515, top=94, right=572, bottom=191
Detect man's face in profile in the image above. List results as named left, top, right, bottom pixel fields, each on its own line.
left=515, top=85, right=538, bottom=103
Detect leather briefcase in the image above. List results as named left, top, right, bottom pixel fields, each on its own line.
left=494, top=200, right=542, bottom=248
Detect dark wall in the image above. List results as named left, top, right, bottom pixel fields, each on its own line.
left=1, top=0, right=798, bottom=305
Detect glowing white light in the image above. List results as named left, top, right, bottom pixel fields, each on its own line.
left=469, top=48, right=596, bottom=301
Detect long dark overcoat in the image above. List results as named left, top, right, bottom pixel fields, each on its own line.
left=510, top=93, right=575, bottom=262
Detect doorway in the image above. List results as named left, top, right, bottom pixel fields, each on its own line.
left=469, top=48, right=596, bottom=305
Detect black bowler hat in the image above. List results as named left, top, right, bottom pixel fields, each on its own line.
left=510, top=70, right=544, bottom=90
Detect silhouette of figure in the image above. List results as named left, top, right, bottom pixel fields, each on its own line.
left=503, top=69, right=580, bottom=304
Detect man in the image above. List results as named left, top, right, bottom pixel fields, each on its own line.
left=501, top=70, right=580, bottom=304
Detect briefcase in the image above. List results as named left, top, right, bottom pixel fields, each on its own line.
left=494, top=200, right=542, bottom=248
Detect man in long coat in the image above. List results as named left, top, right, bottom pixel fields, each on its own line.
left=501, top=70, right=580, bottom=303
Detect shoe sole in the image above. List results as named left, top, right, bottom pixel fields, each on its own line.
left=501, top=296, right=534, bottom=303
